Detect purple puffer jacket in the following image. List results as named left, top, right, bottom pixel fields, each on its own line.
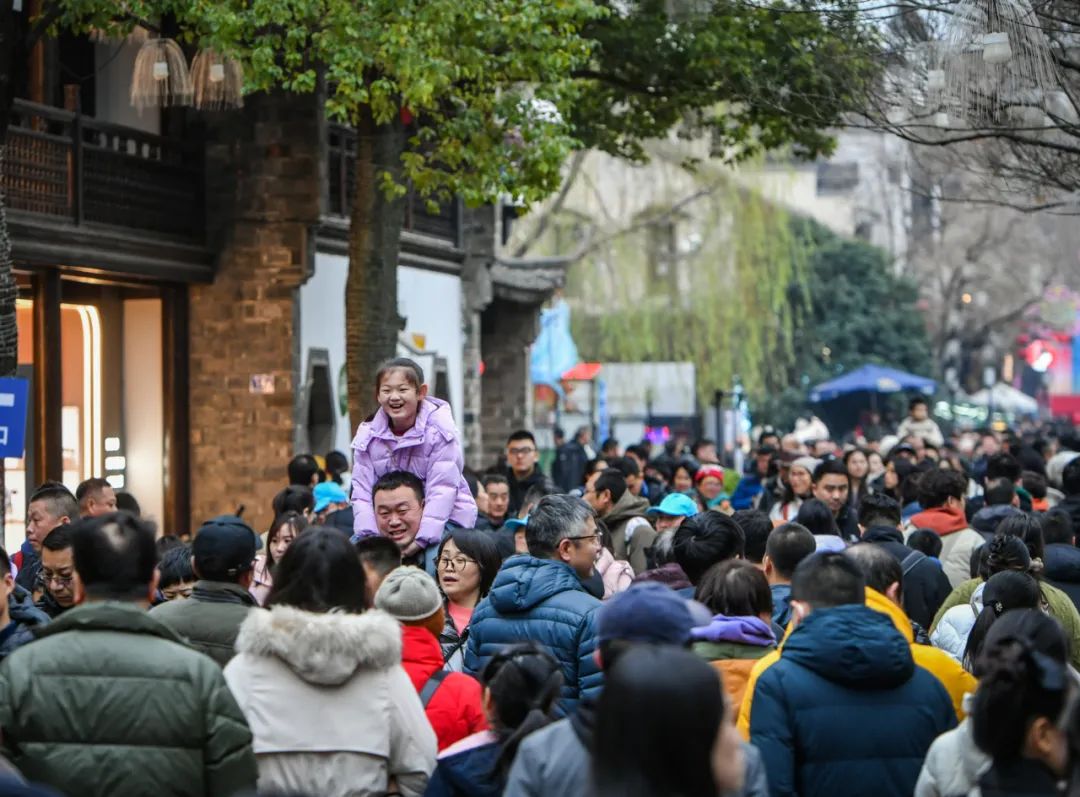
left=351, top=397, right=477, bottom=548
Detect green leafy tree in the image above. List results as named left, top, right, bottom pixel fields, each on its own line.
left=9, top=0, right=880, bottom=433
left=755, top=218, right=933, bottom=428
left=570, top=0, right=879, bottom=162
left=45, top=0, right=598, bottom=428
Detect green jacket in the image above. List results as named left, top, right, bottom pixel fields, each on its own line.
left=149, top=580, right=258, bottom=667
left=931, top=577, right=1080, bottom=669
left=0, top=602, right=257, bottom=797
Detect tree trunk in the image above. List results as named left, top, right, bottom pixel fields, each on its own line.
left=345, top=107, right=408, bottom=433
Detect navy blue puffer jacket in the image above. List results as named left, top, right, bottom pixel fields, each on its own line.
left=464, top=555, right=602, bottom=716
left=749, top=604, right=955, bottom=797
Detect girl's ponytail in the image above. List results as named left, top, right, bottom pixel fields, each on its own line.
left=479, top=642, right=564, bottom=779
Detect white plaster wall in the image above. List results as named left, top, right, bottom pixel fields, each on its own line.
left=300, top=253, right=351, bottom=454
left=122, top=299, right=164, bottom=527
left=300, top=255, right=465, bottom=456
left=398, top=266, right=464, bottom=418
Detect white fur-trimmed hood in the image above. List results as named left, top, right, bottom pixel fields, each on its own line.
left=234, top=606, right=402, bottom=686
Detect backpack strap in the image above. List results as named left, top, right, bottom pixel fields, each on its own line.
left=419, top=670, right=451, bottom=708
left=901, top=549, right=926, bottom=577
left=442, top=626, right=468, bottom=665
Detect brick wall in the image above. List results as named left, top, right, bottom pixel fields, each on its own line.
left=187, top=92, right=322, bottom=533
left=479, top=298, right=539, bottom=468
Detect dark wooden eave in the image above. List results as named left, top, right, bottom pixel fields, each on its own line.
left=9, top=210, right=214, bottom=283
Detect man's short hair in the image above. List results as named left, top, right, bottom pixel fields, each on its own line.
left=857, top=493, right=902, bottom=529
left=287, top=454, right=320, bottom=487
left=626, top=445, right=649, bottom=463
left=115, top=491, right=141, bottom=517
left=691, top=438, right=715, bottom=456
left=71, top=512, right=158, bottom=600
left=1022, top=471, right=1048, bottom=500
left=672, top=511, right=746, bottom=585
left=29, top=482, right=78, bottom=522
left=157, top=544, right=195, bottom=589
left=526, top=495, right=594, bottom=559
left=917, top=468, right=967, bottom=509
left=984, top=477, right=1016, bottom=507
left=520, top=481, right=560, bottom=516
left=985, top=452, right=1022, bottom=484
left=790, top=552, right=866, bottom=610
left=593, top=469, right=627, bottom=505
left=507, top=429, right=536, bottom=446
left=600, top=438, right=620, bottom=454
left=41, top=526, right=74, bottom=552
left=909, top=397, right=927, bottom=411
left=695, top=559, right=773, bottom=618
left=75, top=477, right=112, bottom=506
left=272, top=486, right=315, bottom=517
left=812, top=458, right=847, bottom=484
left=481, top=473, right=509, bottom=490
left=353, top=536, right=403, bottom=579
left=844, top=543, right=903, bottom=596
left=1041, top=509, right=1074, bottom=546
left=609, top=456, right=640, bottom=479
left=0, top=546, right=11, bottom=579
left=764, top=523, right=816, bottom=579
left=907, top=529, right=943, bottom=559
left=372, top=471, right=425, bottom=504
left=1063, top=457, right=1080, bottom=497
left=731, top=510, right=772, bottom=564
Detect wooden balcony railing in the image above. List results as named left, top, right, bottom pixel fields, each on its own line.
left=326, top=123, right=461, bottom=246
left=2, top=99, right=204, bottom=242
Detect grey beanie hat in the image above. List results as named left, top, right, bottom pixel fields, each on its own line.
left=374, top=566, right=443, bottom=622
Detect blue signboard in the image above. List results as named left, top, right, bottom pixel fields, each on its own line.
left=0, top=378, right=30, bottom=459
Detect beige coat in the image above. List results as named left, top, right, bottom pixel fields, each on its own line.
left=223, top=606, right=437, bottom=797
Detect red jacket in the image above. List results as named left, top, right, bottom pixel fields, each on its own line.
left=400, top=625, right=487, bottom=751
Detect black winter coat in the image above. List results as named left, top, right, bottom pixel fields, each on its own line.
left=1044, top=542, right=1080, bottom=612
left=861, top=525, right=953, bottom=629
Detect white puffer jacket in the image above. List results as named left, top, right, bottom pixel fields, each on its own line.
left=930, top=583, right=985, bottom=662
left=915, top=699, right=990, bottom=797
left=223, top=606, right=437, bottom=797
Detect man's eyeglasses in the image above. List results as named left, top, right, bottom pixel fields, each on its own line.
left=41, top=571, right=73, bottom=588
left=437, top=555, right=477, bottom=571
left=565, top=534, right=600, bottom=544
left=508, top=447, right=536, bottom=456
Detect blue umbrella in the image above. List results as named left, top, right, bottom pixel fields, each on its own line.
left=809, top=364, right=936, bottom=403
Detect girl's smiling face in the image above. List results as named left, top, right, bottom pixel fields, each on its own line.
left=378, top=368, right=427, bottom=430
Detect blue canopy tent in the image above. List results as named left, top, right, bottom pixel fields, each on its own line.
left=809, top=364, right=936, bottom=403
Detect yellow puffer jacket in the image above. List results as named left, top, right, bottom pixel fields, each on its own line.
left=736, top=589, right=975, bottom=740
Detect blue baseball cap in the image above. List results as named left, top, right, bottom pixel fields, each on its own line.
left=646, top=493, right=699, bottom=518
left=597, top=582, right=711, bottom=646
left=504, top=515, right=529, bottom=530
left=313, top=481, right=349, bottom=513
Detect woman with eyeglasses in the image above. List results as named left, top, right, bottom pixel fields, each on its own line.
left=425, top=642, right=563, bottom=797
left=436, top=529, right=502, bottom=672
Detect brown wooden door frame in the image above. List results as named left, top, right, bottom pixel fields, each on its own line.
left=31, top=269, right=62, bottom=485
left=162, top=284, right=190, bottom=536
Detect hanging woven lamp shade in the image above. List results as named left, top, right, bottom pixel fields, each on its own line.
left=940, top=0, right=1059, bottom=126
left=191, top=49, right=244, bottom=110
left=130, top=38, right=193, bottom=109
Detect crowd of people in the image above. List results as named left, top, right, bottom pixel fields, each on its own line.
left=3, top=360, right=1080, bottom=796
